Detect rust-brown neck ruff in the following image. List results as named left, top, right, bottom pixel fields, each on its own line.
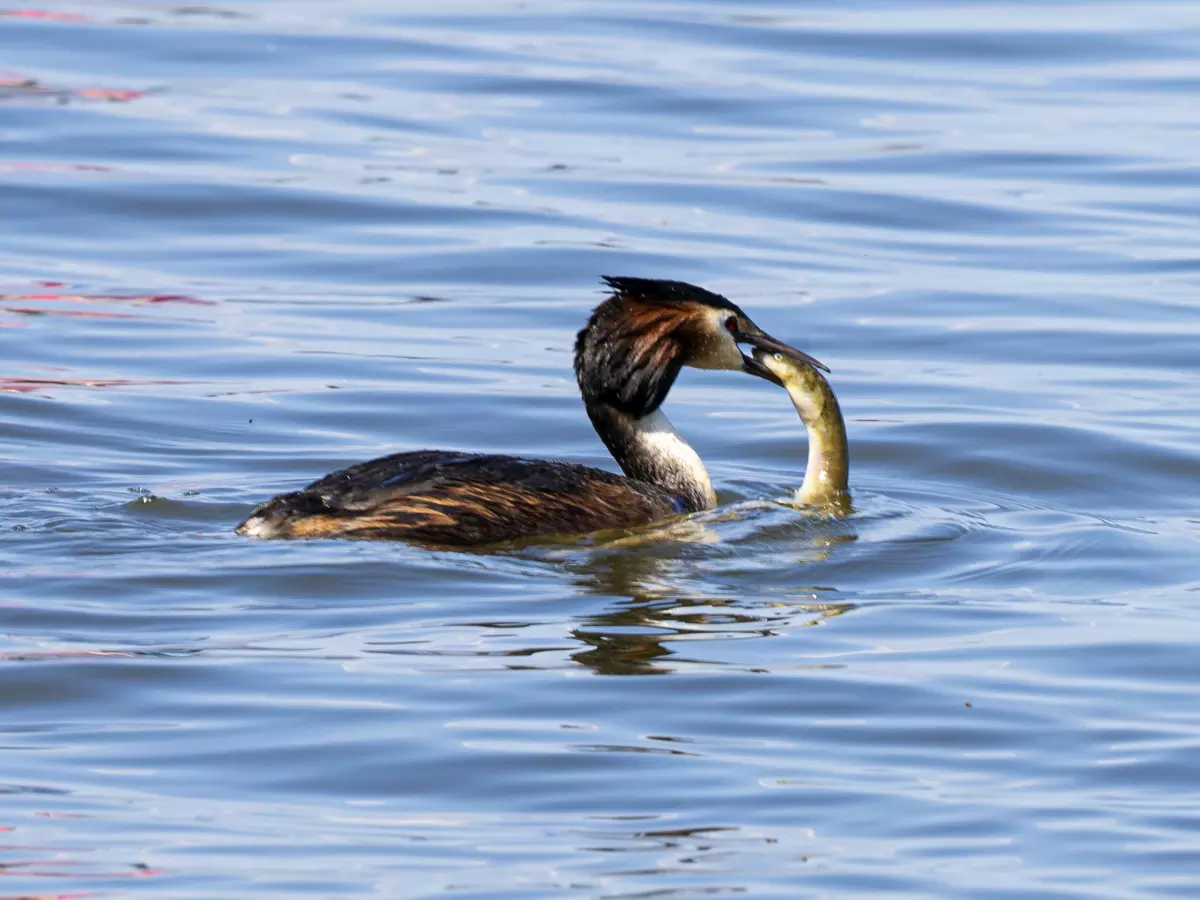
left=573, top=277, right=747, bottom=512
left=573, top=276, right=744, bottom=418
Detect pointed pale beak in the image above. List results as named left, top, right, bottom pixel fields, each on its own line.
left=733, top=328, right=829, bottom=385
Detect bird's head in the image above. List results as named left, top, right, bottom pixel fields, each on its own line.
left=574, top=276, right=827, bottom=417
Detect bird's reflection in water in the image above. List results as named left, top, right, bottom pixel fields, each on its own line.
left=568, top=596, right=853, bottom=676
left=568, top=600, right=854, bottom=676
left=548, top=506, right=858, bottom=676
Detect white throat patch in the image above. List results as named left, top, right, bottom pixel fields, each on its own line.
left=630, top=409, right=716, bottom=507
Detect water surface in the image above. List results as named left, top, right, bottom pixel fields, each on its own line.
left=2, top=1, right=1199, bottom=897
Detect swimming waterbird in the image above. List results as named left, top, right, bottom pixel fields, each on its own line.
left=236, top=276, right=827, bottom=546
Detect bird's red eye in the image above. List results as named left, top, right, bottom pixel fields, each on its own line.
left=724, top=316, right=738, bottom=333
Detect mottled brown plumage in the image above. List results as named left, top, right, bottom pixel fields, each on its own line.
left=238, top=451, right=681, bottom=545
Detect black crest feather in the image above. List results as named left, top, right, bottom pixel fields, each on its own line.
left=598, top=276, right=739, bottom=313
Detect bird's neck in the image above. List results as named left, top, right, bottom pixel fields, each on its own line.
left=783, top=370, right=849, bottom=505
left=586, top=404, right=716, bottom=512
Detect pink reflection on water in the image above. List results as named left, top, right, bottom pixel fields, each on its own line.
left=0, top=8, right=91, bottom=22
left=0, top=378, right=200, bottom=393
left=71, top=87, right=146, bottom=102
left=0, top=162, right=114, bottom=174
left=0, top=287, right=216, bottom=307
left=0, top=75, right=146, bottom=103
left=0, top=285, right=218, bottom=326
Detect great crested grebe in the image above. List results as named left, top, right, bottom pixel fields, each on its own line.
left=754, top=346, right=849, bottom=507
left=236, top=276, right=826, bottom=546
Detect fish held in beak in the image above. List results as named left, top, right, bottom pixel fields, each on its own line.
left=733, top=327, right=828, bottom=385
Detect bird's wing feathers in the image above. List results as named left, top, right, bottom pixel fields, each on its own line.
left=241, top=451, right=681, bottom=544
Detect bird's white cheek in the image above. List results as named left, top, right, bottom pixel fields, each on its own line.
left=689, top=332, right=744, bottom=370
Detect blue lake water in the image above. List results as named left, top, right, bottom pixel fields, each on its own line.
left=1, top=1, right=1199, bottom=896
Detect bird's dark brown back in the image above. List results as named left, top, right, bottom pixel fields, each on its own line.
left=236, top=450, right=683, bottom=546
